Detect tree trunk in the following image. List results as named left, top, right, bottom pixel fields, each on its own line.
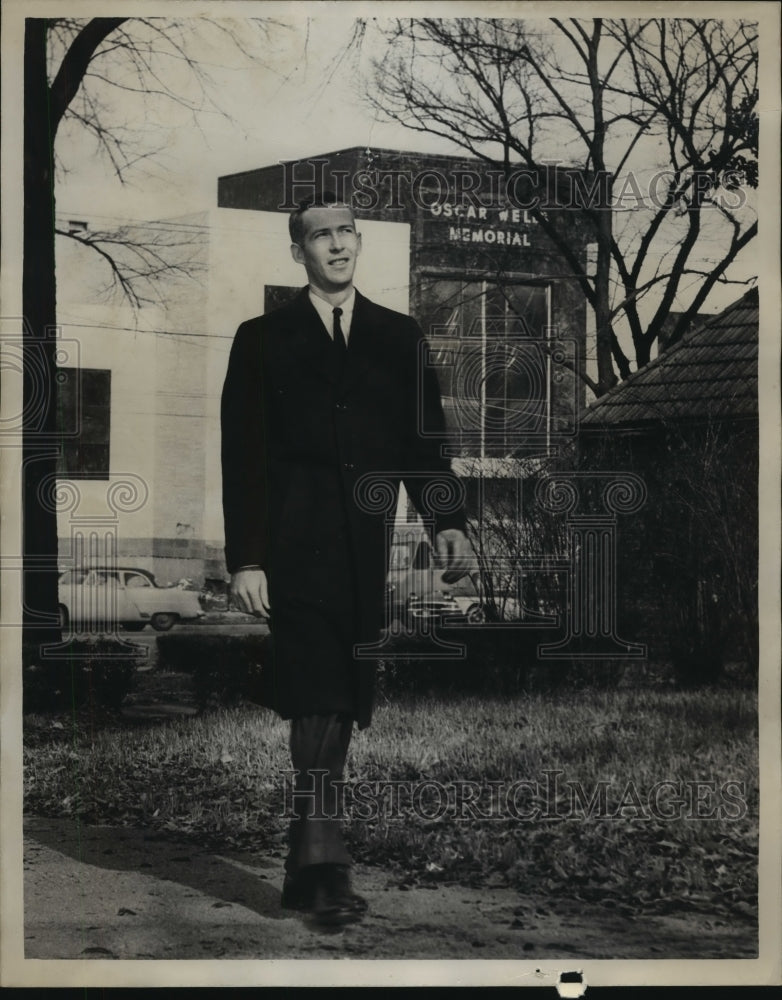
left=635, top=339, right=651, bottom=368
left=594, top=206, right=618, bottom=395
left=23, top=19, right=61, bottom=654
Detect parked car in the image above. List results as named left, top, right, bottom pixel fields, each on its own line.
left=386, top=523, right=488, bottom=628
left=386, top=523, right=536, bottom=627
left=406, top=592, right=486, bottom=627
left=58, top=567, right=205, bottom=632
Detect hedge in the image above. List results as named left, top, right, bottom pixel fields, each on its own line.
left=154, top=627, right=628, bottom=710
left=23, top=636, right=143, bottom=712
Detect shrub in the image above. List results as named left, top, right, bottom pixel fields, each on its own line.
left=156, top=627, right=633, bottom=712
left=155, top=632, right=272, bottom=710
left=23, top=636, right=142, bottom=713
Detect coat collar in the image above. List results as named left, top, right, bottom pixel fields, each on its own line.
left=284, top=286, right=375, bottom=391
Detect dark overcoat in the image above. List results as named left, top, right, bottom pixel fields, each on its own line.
left=221, top=287, right=465, bottom=728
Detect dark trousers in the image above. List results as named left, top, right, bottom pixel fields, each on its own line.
left=286, top=713, right=353, bottom=874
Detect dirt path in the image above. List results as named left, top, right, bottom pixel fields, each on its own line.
left=23, top=816, right=754, bottom=963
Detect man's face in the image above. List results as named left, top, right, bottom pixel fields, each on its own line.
left=290, top=205, right=362, bottom=295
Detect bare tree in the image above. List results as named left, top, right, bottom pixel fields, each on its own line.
left=368, top=17, right=758, bottom=395
left=48, top=17, right=279, bottom=307
left=456, top=457, right=569, bottom=623
left=55, top=219, right=208, bottom=310
left=23, top=16, right=275, bottom=645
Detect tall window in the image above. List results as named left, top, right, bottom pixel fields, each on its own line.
left=416, top=279, right=550, bottom=457
left=56, top=367, right=111, bottom=479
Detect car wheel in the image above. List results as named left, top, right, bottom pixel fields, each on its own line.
left=466, top=603, right=486, bottom=624
left=58, top=604, right=69, bottom=631
left=122, top=622, right=147, bottom=632
left=150, top=613, right=178, bottom=632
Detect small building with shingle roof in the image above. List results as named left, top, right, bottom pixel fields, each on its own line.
left=577, top=287, right=759, bottom=683
left=580, top=286, right=758, bottom=431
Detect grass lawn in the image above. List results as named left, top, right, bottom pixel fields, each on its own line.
left=23, top=682, right=757, bottom=924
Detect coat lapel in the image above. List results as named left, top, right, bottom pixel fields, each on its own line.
left=281, top=287, right=378, bottom=391
left=283, top=287, right=340, bottom=384
left=340, top=289, right=375, bottom=396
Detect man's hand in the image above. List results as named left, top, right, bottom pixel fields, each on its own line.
left=231, top=567, right=270, bottom=617
left=434, top=529, right=472, bottom=584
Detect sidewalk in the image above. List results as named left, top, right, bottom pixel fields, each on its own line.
left=22, top=816, right=537, bottom=961
left=22, top=816, right=754, bottom=964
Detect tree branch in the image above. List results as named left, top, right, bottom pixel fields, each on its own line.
left=48, top=17, right=126, bottom=135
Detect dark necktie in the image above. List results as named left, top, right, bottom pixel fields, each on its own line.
left=333, top=307, right=347, bottom=360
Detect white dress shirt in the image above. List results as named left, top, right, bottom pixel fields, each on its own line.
left=308, top=287, right=355, bottom=343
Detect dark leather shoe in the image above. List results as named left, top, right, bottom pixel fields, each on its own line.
left=311, top=864, right=368, bottom=926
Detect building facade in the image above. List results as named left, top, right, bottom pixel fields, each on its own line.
left=56, top=148, right=592, bottom=584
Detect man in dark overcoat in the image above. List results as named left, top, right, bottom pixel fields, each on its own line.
left=221, top=193, right=469, bottom=926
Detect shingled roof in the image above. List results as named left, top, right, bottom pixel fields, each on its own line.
left=581, top=287, right=758, bottom=428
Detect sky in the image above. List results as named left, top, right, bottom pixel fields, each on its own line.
left=54, top=16, right=462, bottom=221
left=51, top=11, right=759, bottom=322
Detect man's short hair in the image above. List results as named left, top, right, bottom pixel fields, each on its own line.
left=288, top=191, right=356, bottom=245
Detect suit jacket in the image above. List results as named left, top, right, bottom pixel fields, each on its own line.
left=220, top=287, right=465, bottom=724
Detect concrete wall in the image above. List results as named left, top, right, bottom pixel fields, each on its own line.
left=56, top=209, right=411, bottom=584
left=55, top=302, right=159, bottom=568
